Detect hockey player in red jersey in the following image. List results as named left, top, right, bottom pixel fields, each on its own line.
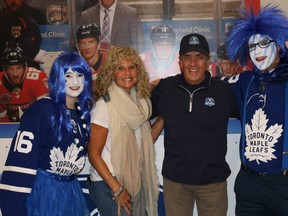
left=0, top=46, right=49, bottom=122
left=141, top=24, right=181, bottom=89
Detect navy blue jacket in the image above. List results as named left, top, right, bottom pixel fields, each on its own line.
left=151, top=72, right=239, bottom=185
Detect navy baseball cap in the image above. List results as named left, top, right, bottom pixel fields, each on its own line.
left=179, top=33, right=210, bottom=56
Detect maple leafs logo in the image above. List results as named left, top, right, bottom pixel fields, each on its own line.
left=245, top=108, right=283, bottom=164
left=49, top=144, right=86, bottom=175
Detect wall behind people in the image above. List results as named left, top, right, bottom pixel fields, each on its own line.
left=38, top=20, right=236, bottom=76
left=26, top=0, right=96, bottom=24
left=241, top=0, right=288, bottom=17
left=261, top=0, right=288, bottom=15
left=12, top=1, right=244, bottom=76
left=14, top=0, right=274, bottom=60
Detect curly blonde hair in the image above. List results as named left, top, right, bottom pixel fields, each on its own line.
left=93, top=46, right=150, bottom=101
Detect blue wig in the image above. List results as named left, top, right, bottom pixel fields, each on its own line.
left=49, top=52, right=92, bottom=142
left=225, top=5, right=288, bottom=65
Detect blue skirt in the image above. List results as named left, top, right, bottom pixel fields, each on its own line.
left=26, top=169, right=90, bottom=216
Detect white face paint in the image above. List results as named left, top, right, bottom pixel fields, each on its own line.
left=248, top=34, right=277, bottom=72
left=65, top=67, right=85, bottom=98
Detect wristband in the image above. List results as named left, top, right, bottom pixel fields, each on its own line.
left=113, top=186, right=124, bottom=198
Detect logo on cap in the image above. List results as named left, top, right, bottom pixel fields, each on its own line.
left=189, top=36, right=200, bottom=45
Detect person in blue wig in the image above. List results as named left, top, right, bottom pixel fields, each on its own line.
left=224, top=5, right=288, bottom=216
left=0, top=52, right=93, bottom=216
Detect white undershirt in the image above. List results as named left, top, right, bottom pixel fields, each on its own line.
left=89, top=98, right=142, bottom=181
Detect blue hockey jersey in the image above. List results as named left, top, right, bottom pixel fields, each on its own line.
left=226, top=64, right=288, bottom=174
left=0, top=98, right=88, bottom=216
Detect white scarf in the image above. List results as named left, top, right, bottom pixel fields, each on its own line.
left=107, top=82, right=159, bottom=215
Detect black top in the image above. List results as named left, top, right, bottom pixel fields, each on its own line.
left=151, top=72, right=239, bottom=185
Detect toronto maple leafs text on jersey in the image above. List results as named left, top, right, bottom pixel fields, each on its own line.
left=227, top=66, right=288, bottom=174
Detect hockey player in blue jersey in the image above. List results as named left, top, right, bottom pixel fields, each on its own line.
left=0, top=52, right=92, bottom=216
left=224, top=5, right=288, bottom=216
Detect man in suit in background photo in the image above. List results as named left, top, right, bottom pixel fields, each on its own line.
left=80, top=0, right=144, bottom=53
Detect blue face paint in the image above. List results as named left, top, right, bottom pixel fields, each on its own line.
left=248, top=34, right=277, bottom=72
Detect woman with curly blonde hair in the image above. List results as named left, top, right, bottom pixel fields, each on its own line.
left=93, top=46, right=150, bottom=101
left=88, top=46, right=159, bottom=216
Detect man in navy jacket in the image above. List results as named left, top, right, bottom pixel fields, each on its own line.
left=151, top=33, right=239, bottom=216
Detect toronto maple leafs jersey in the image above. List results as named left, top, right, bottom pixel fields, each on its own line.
left=0, top=98, right=88, bottom=216
left=226, top=64, right=288, bottom=174
left=0, top=68, right=49, bottom=122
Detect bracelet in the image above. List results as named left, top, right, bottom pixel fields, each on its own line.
left=113, top=186, right=124, bottom=198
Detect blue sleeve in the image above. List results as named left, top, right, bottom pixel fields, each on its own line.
left=0, top=99, right=53, bottom=216
left=222, top=73, right=253, bottom=118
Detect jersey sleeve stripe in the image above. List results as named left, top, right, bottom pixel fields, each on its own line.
left=4, top=166, right=37, bottom=175
left=0, top=183, right=32, bottom=193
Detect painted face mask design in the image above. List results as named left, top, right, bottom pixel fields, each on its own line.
left=248, top=34, right=277, bottom=72
left=65, top=67, right=85, bottom=98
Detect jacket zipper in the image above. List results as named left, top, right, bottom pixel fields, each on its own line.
left=177, top=85, right=206, bottom=112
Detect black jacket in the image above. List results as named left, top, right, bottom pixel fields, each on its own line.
left=151, top=72, right=239, bottom=185
left=0, top=10, right=42, bottom=69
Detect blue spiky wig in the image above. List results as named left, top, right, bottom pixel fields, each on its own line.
left=225, top=5, right=288, bottom=65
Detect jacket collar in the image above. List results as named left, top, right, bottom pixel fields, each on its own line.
left=253, top=62, right=288, bottom=83
left=176, top=71, right=213, bottom=89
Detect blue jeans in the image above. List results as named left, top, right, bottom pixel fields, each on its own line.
left=88, top=178, right=148, bottom=216
left=87, top=179, right=129, bottom=216
left=235, top=167, right=288, bottom=216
